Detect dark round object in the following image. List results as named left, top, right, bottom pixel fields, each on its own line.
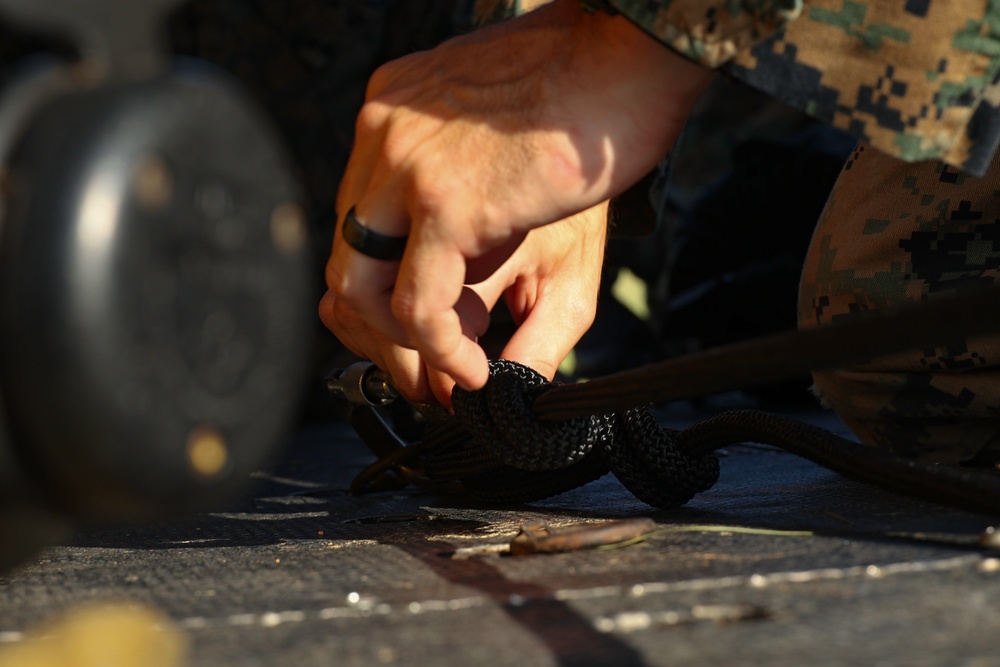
left=0, top=60, right=311, bottom=520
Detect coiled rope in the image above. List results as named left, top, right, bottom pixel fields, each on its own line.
left=346, top=288, right=1000, bottom=515
left=354, top=360, right=999, bottom=516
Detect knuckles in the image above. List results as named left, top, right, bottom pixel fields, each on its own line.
left=364, top=59, right=401, bottom=101
left=324, top=256, right=372, bottom=316
left=388, top=287, right=421, bottom=332
left=354, top=100, right=391, bottom=138
left=323, top=257, right=351, bottom=299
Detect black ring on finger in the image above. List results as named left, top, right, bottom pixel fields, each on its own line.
left=342, top=207, right=408, bottom=261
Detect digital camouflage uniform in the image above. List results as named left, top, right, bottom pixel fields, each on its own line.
left=799, top=143, right=1000, bottom=464
left=635, top=0, right=1000, bottom=463
left=478, top=0, right=1000, bottom=463
left=622, top=0, right=1000, bottom=176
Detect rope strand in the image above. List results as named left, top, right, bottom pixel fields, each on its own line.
left=406, top=361, right=1000, bottom=515
left=532, top=287, right=1000, bottom=421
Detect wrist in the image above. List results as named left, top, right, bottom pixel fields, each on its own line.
left=577, top=1, right=714, bottom=100
left=548, top=0, right=715, bottom=193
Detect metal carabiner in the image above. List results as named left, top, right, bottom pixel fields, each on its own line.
left=326, top=362, right=399, bottom=410
left=326, top=362, right=449, bottom=494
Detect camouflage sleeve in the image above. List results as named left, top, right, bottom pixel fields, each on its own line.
left=726, top=1, right=1000, bottom=175
left=600, top=0, right=803, bottom=67
left=475, top=0, right=1000, bottom=175
left=473, top=0, right=800, bottom=58
left=616, top=0, right=1000, bottom=174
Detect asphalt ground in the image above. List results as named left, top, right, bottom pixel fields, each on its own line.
left=1, top=403, right=999, bottom=666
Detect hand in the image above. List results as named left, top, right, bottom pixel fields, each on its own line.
left=325, top=0, right=714, bottom=392
left=320, top=201, right=609, bottom=405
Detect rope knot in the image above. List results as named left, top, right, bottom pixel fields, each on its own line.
left=446, top=359, right=719, bottom=509
left=452, top=359, right=599, bottom=470
left=604, top=408, right=720, bottom=508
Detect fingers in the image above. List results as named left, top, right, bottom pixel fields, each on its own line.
left=328, top=202, right=494, bottom=392
left=320, top=290, right=437, bottom=402
left=330, top=101, right=497, bottom=392
left=500, top=292, right=597, bottom=381
left=390, top=226, right=494, bottom=390
left=319, top=271, right=493, bottom=405
left=498, top=202, right=608, bottom=380
left=324, top=252, right=407, bottom=349
left=326, top=171, right=413, bottom=343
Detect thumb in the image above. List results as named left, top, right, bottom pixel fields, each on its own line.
left=499, top=296, right=596, bottom=382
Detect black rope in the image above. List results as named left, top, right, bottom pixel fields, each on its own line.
left=602, top=409, right=719, bottom=509
left=342, top=287, right=1000, bottom=513
left=407, top=360, right=1000, bottom=515
left=421, top=360, right=719, bottom=507
left=451, top=361, right=598, bottom=470
left=531, top=286, right=1000, bottom=421
left=677, top=410, right=1000, bottom=517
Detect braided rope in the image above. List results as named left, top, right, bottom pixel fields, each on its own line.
left=451, top=360, right=599, bottom=470
left=603, top=409, right=719, bottom=508
left=429, top=360, right=720, bottom=508
left=350, top=361, right=1000, bottom=515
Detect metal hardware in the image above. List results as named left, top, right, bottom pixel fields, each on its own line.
left=326, top=362, right=399, bottom=408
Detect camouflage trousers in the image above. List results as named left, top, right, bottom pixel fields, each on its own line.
left=799, top=142, right=1000, bottom=465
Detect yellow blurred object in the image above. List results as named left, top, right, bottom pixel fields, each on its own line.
left=0, top=602, right=188, bottom=667
left=610, top=268, right=650, bottom=321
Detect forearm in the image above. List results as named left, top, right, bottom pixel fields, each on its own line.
left=502, top=0, right=716, bottom=201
